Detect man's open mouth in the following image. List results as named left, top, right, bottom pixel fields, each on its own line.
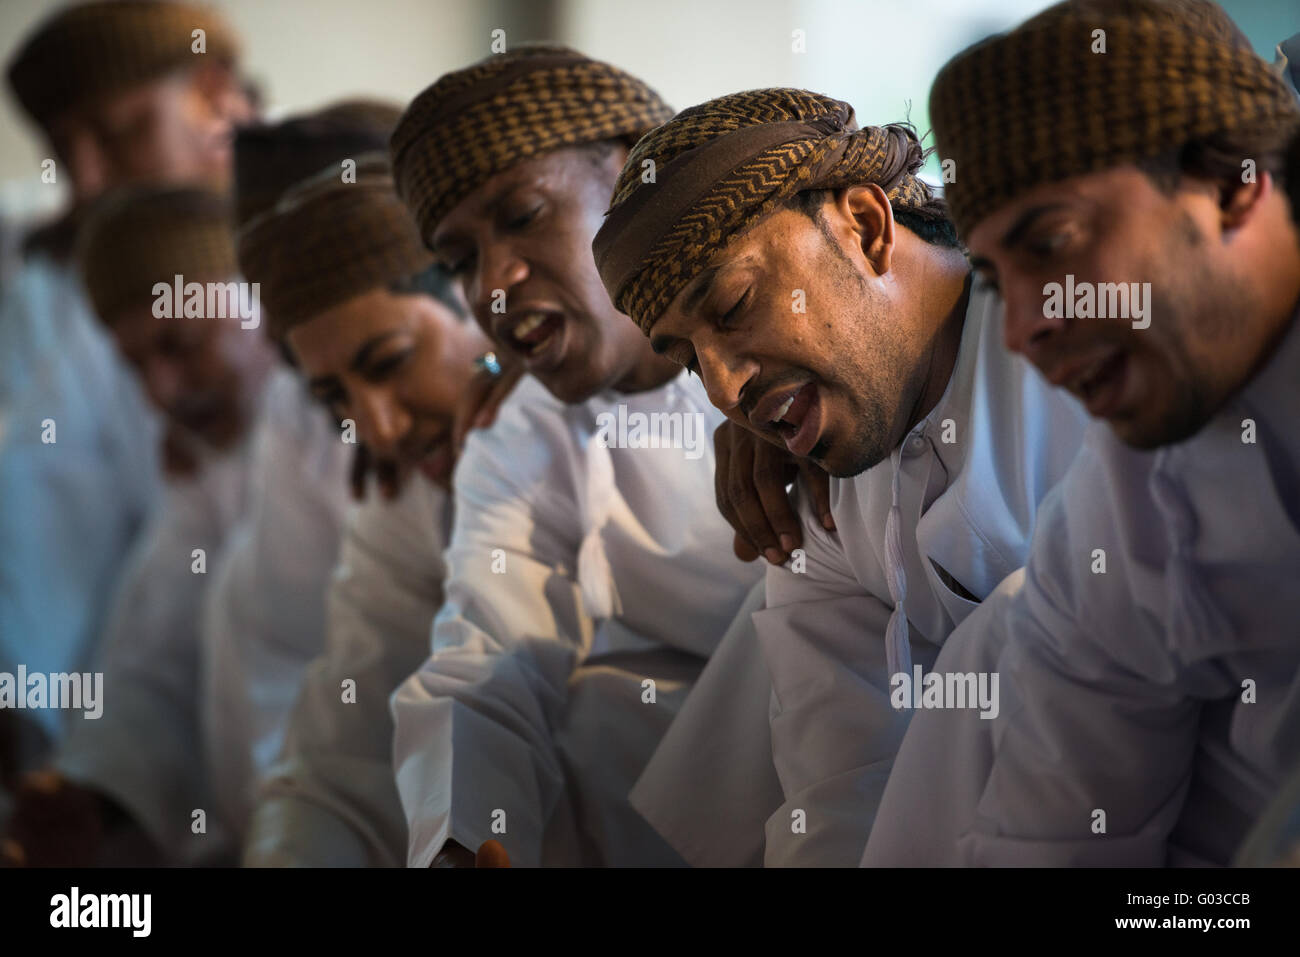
left=501, top=310, right=563, bottom=358
left=1073, top=351, right=1130, bottom=418
left=752, top=381, right=823, bottom=457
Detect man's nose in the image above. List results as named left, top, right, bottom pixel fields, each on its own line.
left=65, top=129, right=111, bottom=204
left=473, top=242, right=529, bottom=320
left=350, top=386, right=410, bottom=458
left=1001, top=277, right=1066, bottom=358
left=695, top=337, right=755, bottom=415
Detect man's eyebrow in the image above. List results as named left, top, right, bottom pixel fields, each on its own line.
left=432, top=179, right=528, bottom=253
left=681, top=253, right=759, bottom=317
left=350, top=330, right=405, bottom=371
left=999, top=203, right=1068, bottom=250
left=680, top=265, right=721, bottom=317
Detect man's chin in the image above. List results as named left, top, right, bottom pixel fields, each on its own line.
left=825, top=431, right=900, bottom=479
left=190, top=414, right=245, bottom=452
left=418, top=462, right=453, bottom=491
left=1109, top=412, right=1211, bottom=451
left=1107, top=391, right=1215, bottom=451
left=536, top=365, right=599, bottom=406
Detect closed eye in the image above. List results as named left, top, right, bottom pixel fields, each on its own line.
left=505, top=204, right=542, bottom=231
left=365, top=348, right=414, bottom=380
left=442, top=253, right=475, bottom=277
left=311, top=384, right=347, bottom=412
left=719, top=289, right=751, bottom=327
left=1026, top=229, right=1073, bottom=258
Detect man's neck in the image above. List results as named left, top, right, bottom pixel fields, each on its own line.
left=1235, top=223, right=1300, bottom=400
left=903, top=258, right=972, bottom=435
left=614, top=342, right=683, bottom=395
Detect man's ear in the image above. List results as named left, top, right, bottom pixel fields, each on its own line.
left=839, top=183, right=895, bottom=275
left=1220, top=171, right=1272, bottom=234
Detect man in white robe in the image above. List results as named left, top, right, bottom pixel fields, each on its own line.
left=199, top=370, right=351, bottom=844
left=0, top=0, right=251, bottom=778
left=243, top=479, right=453, bottom=866
left=388, top=48, right=762, bottom=867
left=235, top=159, right=494, bottom=866
left=196, top=103, right=407, bottom=853
left=864, top=0, right=1300, bottom=867
left=3, top=185, right=278, bottom=866
left=594, top=88, right=1090, bottom=866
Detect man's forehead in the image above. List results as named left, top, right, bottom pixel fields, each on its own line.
left=431, top=151, right=568, bottom=245
left=968, top=177, right=1101, bottom=252
left=112, top=306, right=174, bottom=348
left=969, top=168, right=1164, bottom=248
left=97, top=75, right=183, bottom=119
left=650, top=246, right=762, bottom=338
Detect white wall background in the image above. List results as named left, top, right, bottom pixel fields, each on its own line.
left=0, top=0, right=495, bottom=219
left=2, top=0, right=1294, bottom=222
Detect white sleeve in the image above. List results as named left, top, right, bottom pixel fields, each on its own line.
left=953, top=470, right=1204, bottom=866
left=201, top=375, right=350, bottom=835
left=753, top=486, right=912, bottom=867
left=244, top=482, right=447, bottom=867
left=53, top=479, right=223, bottom=860
left=628, top=578, right=782, bottom=867
left=0, top=266, right=160, bottom=745
left=862, top=570, right=1021, bottom=867
left=392, top=425, right=594, bottom=869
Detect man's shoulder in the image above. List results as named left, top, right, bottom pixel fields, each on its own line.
left=459, top=374, right=703, bottom=486
left=762, top=476, right=861, bottom=591
left=346, top=476, right=451, bottom=566
left=1029, top=423, right=1156, bottom=553
left=452, top=375, right=588, bottom=515
left=1011, top=423, right=1168, bottom=640
left=470, top=374, right=573, bottom=454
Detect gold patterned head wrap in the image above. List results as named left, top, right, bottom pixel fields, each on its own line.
left=237, top=155, right=434, bottom=340
left=594, top=88, right=938, bottom=334
left=390, top=44, right=673, bottom=244
left=929, top=0, right=1300, bottom=237
left=77, top=184, right=236, bottom=322
left=8, top=0, right=239, bottom=129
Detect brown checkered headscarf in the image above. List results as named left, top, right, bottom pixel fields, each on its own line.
left=234, top=99, right=403, bottom=229
left=8, top=0, right=239, bottom=129
left=594, top=88, right=937, bottom=334
left=77, top=185, right=236, bottom=322
left=390, top=45, right=673, bottom=243
left=930, top=0, right=1300, bottom=237
left=238, top=156, right=434, bottom=339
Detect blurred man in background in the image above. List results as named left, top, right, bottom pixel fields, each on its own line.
left=4, top=184, right=276, bottom=866
left=4, top=102, right=461, bottom=868
left=237, top=157, right=490, bottom=866
left=0, top=0, right=253, bottom=796
left=199, top=102, right=404, bottom=860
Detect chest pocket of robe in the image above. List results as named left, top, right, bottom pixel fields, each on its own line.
left=926, top=557, right=981, bottom=631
